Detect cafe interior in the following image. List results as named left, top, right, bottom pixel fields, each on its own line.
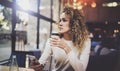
left=0, top=0, right=120, bottom=71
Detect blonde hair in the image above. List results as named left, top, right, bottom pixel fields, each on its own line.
left=62, top=5, right=89, bottom=51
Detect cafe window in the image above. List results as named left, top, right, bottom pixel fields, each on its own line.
left=16, top=0, right=38, bottom=13
left=0, top=0, right=60, bottom=65
left=15, top=10, right=38, bottom=51
left=40, top=0, right=51, bottom=18
left=0, top=4, right=12, bottom=61
left=39, top=19, right=50, bottom=51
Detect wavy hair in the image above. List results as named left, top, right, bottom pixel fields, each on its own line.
left=62, top=5, right=89, bottom=51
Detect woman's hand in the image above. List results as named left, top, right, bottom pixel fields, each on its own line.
left=29, top=56, right=44, bottom=71
left=50, top=36, right=71, bottom=54
left=30, top=64, right=43, bottom=71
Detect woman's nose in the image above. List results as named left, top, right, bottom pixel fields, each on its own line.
left=59, top=21, right=63, bottom=25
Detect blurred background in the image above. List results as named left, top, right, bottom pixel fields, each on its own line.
left=0, top=0, right=120, bottom=71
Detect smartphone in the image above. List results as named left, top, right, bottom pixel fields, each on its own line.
left=28, top=55, right=40, bottom=65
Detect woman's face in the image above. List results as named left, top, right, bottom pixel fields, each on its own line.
left=58, top=13, right=70, bottom=34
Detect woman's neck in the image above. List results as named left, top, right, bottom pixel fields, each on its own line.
left=63, top=33, right=72, bottom=40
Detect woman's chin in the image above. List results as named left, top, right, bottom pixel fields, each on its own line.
left=58, top=31, right=63, bottom=34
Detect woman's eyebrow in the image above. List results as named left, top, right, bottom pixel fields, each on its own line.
left=62, top=18, right=69, bottom=20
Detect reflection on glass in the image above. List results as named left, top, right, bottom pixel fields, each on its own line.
left=16, top=0, right=30, bottom=10
left=15, top=11, right=37, bottom=51
left=39, top=19, right=50, bottom=51
left=0, top=5, right=12, bottom=61
left=15, top=11, right=28, bottom=51
left=52, top=0, right=59, bottom=21
left=16, top=0, right=37, bottom=12
left=27, top=15, right=37, bottom=50
left=40, top=0, right=51, bottom=18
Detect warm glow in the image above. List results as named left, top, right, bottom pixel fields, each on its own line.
left=74, top=0, right=77, bottom=3
left=84, top=2, right=87, bottom=6
left=112, top=2, right=118, bottom=7
left=77, top=5, right=83, bottom=9
left=73, top=1, right=83, bottom=10
left=73, top=6, right=77, bottom=9
left=73, top=2, right=77, bottom=6
left=107, top=3, right=113, bottom=7
left=102, top=2, right=118, bottom=7
left=118, top=21, right=120, bottom=24
left=114, top=29, right=119, bottom=33
left=91, top=2, right=96, bottom=8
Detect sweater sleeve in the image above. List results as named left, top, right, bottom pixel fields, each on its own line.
left=39, top=39, right=52, bottom=64
left=67, top=38, right=91, bottom=71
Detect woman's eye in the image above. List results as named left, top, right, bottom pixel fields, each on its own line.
left=59, top=18, right=68, bottom=22
left=59, top=19, right=61, bottom=22
left=62, top=19, right=66, bottom=22
left=62, top=18, right=68, bottom=22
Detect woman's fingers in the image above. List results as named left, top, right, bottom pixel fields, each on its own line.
left=50, top=38, right=66, bottom=49
left=50, top=37, right=60, bottom=45
left=30, top=64, right=43, bottom=71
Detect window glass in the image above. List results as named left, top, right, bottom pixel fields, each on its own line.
left=53, top=0, right=60, bottom=21
left=0, top=5, right=12, bottom=61
left=15, top=11, right=37, bottom=51
left=40, top=0, right=51, bottom=18
left=16, top=0, right=38, bottom=13
left=39, top=19, right=50, bottom=51
left=27, top=14, right=37, bottom=50
left=52, top=23, right=59, bottom=33
left=52, top=0, right=59, bottom=34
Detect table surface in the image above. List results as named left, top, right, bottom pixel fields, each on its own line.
left=0, top=65, right=35, bottom=71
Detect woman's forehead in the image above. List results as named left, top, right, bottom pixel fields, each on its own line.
left=60, top=13, right=70, bottom=19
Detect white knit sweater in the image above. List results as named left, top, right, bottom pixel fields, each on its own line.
left=39, top=38, right=91, bottom=71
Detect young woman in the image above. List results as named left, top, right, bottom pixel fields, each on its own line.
left=30, top=5, right=91, bottom=71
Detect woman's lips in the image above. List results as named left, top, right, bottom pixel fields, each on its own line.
left=59, top=28, right=63, bottom=31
